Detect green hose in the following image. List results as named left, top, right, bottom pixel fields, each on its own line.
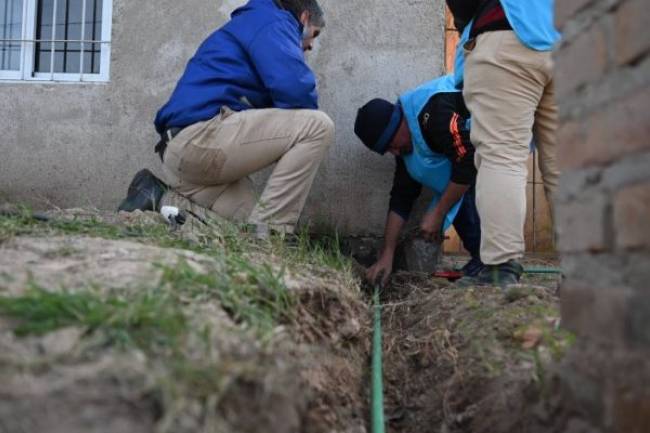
left=453, top=265, right=562, bottom=274
left=522, top=267, right=562, bottom=274
left=371, top=284, right=386, bottom=433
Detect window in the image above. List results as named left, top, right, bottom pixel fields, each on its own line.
left=0, top=0, right=111, bottom=82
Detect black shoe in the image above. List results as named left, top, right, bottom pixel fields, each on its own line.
left=460, top=257, right=485, bottom=277
left=117, top=169, right=167, bottom=212
left=457, top=259, right=523, bottom=289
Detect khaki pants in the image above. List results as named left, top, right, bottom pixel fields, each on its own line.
left=463, top=31, right=560, bottom=265
left=160, top=107, right=334, bottom=233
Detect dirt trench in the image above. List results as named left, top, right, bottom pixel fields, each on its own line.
left=371, top=261, right=573, bottom=433
left=295, top=253, right=572, bottom=433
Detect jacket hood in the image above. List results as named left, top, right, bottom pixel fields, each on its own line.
left=232, top=0, right=296, bottom=21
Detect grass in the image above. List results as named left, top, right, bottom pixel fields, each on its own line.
left=0, top=206, right=353, bottom=338
left=0, top=284, right=187, bottom=352
left=159, top=258, right=293, bottom=336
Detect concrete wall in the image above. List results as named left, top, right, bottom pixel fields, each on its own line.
left=554, top=0, right=650, bottom=431
left=0, top=0, right=446, bottom=236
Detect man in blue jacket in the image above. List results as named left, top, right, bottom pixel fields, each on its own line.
left=355, top=75, right=484, bottom=287
left=447, top=0, right=561, bottom=287
left=118, top=0, right=334, bottom=236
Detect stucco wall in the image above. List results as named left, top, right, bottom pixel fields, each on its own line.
left=0, top=0, right=446, bottom=235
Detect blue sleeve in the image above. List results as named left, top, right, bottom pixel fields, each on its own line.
left=248, top=21, right=319, bottom=109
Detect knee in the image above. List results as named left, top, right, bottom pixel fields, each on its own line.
left=306, top=110, right=335, bottom=147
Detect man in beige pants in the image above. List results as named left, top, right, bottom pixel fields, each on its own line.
left=447, top=0, right=561, bottom=287
left=118, top=0, right=333, bottom=236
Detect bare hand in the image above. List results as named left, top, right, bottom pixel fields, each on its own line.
left=420, top=211, right=444, bottom=243
left=366, top=254, right=393, bottom=287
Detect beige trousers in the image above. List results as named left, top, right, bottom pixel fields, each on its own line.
left=463, top=31, right=560, bottom=265
left=160, top=107, right=334, bottom=233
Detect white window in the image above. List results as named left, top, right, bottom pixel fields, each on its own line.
left=0, top=0, right=112, bottom=82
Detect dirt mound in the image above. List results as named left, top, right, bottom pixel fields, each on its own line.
left=0, top=208, right=368, bottom=433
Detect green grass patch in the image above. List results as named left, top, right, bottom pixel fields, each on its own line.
left=0, top=285, right=186, bottom=352
left=269, top=227, right=353, bottom=274
left=160, top=258, right=293, bottom=336
left=0, top=207, right=354, bottom=336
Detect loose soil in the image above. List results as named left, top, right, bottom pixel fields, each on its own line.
left=0, top=206, right=572, bottom=433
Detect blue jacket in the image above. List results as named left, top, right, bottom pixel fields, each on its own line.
left=154, top=0, right=318, bottom=133
left=453, top=0, right=560, bottom=88
left=501, top=0, right=560, bottom=51
left=399, top=75, right=465, bottom=232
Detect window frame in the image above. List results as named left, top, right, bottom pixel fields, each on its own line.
left=0, top=0, right=112, bottom=82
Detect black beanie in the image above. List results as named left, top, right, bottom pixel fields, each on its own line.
left=354, top=98, right=403, bottom=155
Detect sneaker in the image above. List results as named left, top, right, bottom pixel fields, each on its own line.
left=460, top=257, right=485, bottom=277
left=456, top=259, right=523, bottom=289
left=117, top=169, right=167, bottom=212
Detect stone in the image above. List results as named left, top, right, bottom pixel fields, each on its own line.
left=615, top=0, right=650, bottom=66
left=555, top=18, right=608, bottom=99
left=555, top=192, right=609, bottom=253
left=395, top=238, right=442, bottom=273
left=614, top=182, right=650, bottom=250
left=560, top=282, right=631, bottom=343
left=555, top=0, right=594, bottom=29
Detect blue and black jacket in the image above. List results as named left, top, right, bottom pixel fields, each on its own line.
left=390, top=81, right=476, bottom=224
left=154, top=0, right=318, bottom=133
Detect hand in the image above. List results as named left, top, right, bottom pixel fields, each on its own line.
left=420, top=211, right=444, bottom=243
left=366, top=253, right=393, bottom=287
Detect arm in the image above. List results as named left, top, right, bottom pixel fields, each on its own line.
left=367, top=211, right=406, bottom=287
left=420, top=181, right=469, bottom=241
left=366, top=158, right=421, bottom=286
left=418, top=92, right=477, bottom=240
left=446, top=0, right=480, bottom=32
left=248, top=20, right=318, bottom=109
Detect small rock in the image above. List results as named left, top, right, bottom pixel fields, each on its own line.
left=38, top=327, right=84, bottom=356
left=340, top=318, right=361, bottom=339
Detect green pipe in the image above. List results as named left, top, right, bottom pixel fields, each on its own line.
left=453, top=265, right=562, bottom=274
left=522, top=267, right=562, bottom=274
left=371, top=284, right=386, bottom=433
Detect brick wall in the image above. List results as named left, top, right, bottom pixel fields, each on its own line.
left=554, top=0, right=650, bottom=431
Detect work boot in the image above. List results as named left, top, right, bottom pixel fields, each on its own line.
left=456, top=259, right=523, bottom=289
left=117, top=169, right=167, bottom=213
left=460, top=256, right=485, bottom=277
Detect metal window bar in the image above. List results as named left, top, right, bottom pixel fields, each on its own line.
left=90, top=0, right=96, bottom=73
left=2, top=0, right=8, bottom=68
left=49, top=0, right=56, bottom=79
left=62, top=0, right=67, bottom=71
left=1, top=0, right=21, bottom=70
left=79, top=0, right=85, bottom=77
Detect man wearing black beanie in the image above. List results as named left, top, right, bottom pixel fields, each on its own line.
left=354, top=75, right=483, bottom=287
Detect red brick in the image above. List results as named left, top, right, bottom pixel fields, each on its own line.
left=614, top=182, right=650, bottom=250
left=561, top=282, right=631, bottom=343
left=555, top=21, right=608, bottom=99
left=556, top=194, right=608, bottom=253
left=613, top=396, right=650, bottom=433
left=557, top=119, right=587, bottom=170
left=559, top=85, right=650, bottom=169
left=615, top=0, right=650, bottom=66
left=556, top=0, right=594, bottom=29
